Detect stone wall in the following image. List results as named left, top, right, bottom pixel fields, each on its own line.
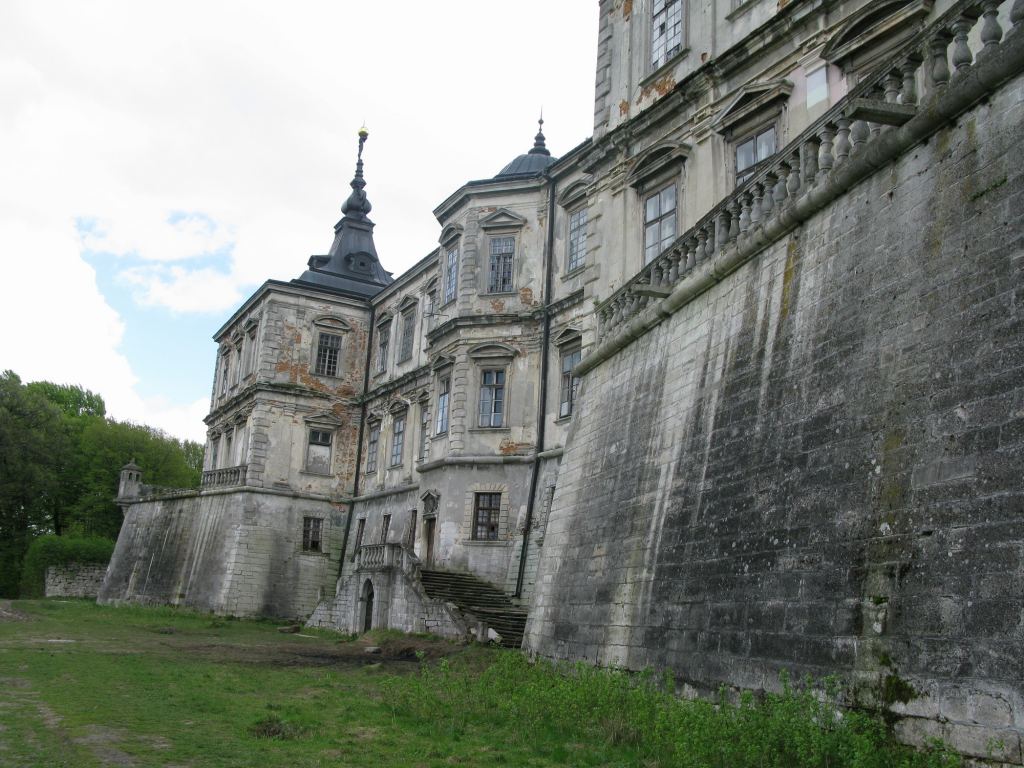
left=44, top=563, right=108, bottom=599
left=527, top=70, right=1024, bottom=764
left=99, top=489, right=347, bottom=620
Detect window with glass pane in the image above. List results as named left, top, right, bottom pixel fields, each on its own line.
left=380, top=513, right=391, bottom=543
left=306, top=429, right=332, bottom=474
left=436, top=377, right=450, bottom=434
left=353, top=518, right=365, bottom=559
left=443, top=247, right=458, bottom=304
left=651, top=0, right=683, bottom=70
left=419, top=407, right=430, bottom=461
left=390, top=416, right=405, bottom=466
left=302, top=516, right=323, bottom=552
left=473, top=492, right=501, bottom=540
left=398, top=309, right=415, bottom=362
left=314, top=332, right=341, bottom=376
left=376, top=321, right=390, bottom=373
left=735, top=125, right=777, bottom=184
left=488, top=237, right=515, bottom=293
left=643, top=185, right=677, bottom=264
left=478, top=369, right=506, bottom=428
left=567, top=207, right=587, bottom=272
left=559, top=348, right=582, bottom=418
left=366, top=424, right=380, bottom=473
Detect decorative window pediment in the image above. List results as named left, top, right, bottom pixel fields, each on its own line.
left=388, top=398, right=410, bottom=415
left=313, top=315, right=350, bottom=332
left=627, top=142, right=691, bottom=192
left=376, top=311, right=393, bottom=327
left=468, top=342, right=517, bottom=361
left=440, top=223, right=463, bottom=246
left=430, top=354, right=455, bottom=371
left=553, top=326, right=583, bottom=347
left=398, top=295, right=418, bottom=313
left=557, top=180, right=590, bottom=208
left=822, top=0, right=932, bottom=75
left=480, top=208, right=527, bottom=231
left=712, top=79, right=793, bottom=138
left=304, top=411, right=342, bottom=428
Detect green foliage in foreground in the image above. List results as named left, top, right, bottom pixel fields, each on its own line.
left=0, top=601, right=960, bottom=768
left=384, top=653, right=959, bottom=768
left=19, top=535, right=115, bottom=597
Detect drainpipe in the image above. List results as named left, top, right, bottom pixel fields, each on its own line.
left=338, top=302, right=376, bottom=579
left=515, top=170, right=557, bottom=598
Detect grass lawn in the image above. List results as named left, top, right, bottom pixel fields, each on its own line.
left=0, top=600, right=959, bottom=768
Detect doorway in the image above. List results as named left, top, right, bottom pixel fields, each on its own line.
left=361, top=579, right=374, bottom=632
left=424, top=517, right=436, bottom=567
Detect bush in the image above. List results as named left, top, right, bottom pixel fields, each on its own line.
left=19, top=535, right=114, bottom=598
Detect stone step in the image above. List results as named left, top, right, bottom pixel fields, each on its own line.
left=419, top=568, right=527, bottom=649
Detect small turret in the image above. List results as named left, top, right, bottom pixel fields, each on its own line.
left=118, top=459, right=143, bottom=501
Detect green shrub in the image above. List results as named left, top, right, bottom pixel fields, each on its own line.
left=19, top=535, right=114, bottom=598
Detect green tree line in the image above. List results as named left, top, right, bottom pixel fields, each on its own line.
left=0, top=370, right=203, bottom=597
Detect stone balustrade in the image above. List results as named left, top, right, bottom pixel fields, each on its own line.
left=200, top=464, right=247, bottom=489
left=589, top=0, right=1023, bottom=372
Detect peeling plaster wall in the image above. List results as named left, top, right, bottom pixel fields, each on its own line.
left=528, top=74, right=1024, bottom=763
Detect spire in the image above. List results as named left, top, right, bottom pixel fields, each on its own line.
left=341, top=126, right=372, bottom=219
left=528, top=112, right=550, bottom=157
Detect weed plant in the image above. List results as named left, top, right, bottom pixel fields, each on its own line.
left=383, top=653, right=960, bottom=768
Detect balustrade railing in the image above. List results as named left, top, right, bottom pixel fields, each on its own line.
left=595, top=0, right=1021, bottom=348
left=356, top=542, right=423, bottom=578
left=201, top=464, right=247, bottom=489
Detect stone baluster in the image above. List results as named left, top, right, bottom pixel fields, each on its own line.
left=706, top=221, right=716, bottom=258
left=611, top=297, right=623, bottom=326
left=684, top=237, right=697, bottom=272
left=951, top=15, right=976, bottom=74
left=696, top=228, right=709, bottom=264
left=761, top=175, right=776, bottom=217
left=817, top=125, right=835, bottom=181
left=738, top=194, right=751, bottom=234
left=750, top=184, right=763, bottom=226
left=850, top=118, right=870, bottom=154
left=774, top=163, right=790, bottom=206
left=979, top=1, right=1003, bottom=50
left=663, top=254, right=676, bottom=285
left=715, top=211, right=728, bottom=253
left=787, top=153, right=802, bottom=198
left=649, top=261, right=662, bottom=287
left=1013, top=0, right=1024, bottom=29
left=868, top=87, right=884, bottom=139
left=802, top=141, right=819, bottom=186
left=900, top=55, right=921, bottom=105
left=834, top=117, right=851, bottom=165
left=884, top=72, right=901, bottom=103
left=930, top=32, right=952, bottom=89
left=728, top=200, right=741, bottom=241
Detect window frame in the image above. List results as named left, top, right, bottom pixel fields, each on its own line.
left=559, top=346, right=583, bottom=419
left=389, top=413, right=406, bottom=467
left=651, top=0, right=684, bottom=71
left=305, top=428, right=333, bottom=475
left=443, top=246, right=459, bottom=305
left=398, top=306, right=416, bottom=363
left=472, top=492, right=501, bottom=541
left=365, top=422, right=381, bottom=474
left=313, top=331, right=342, bottom=377
left=380, top=513, right=391, bottom=544
left=375, top=318, right=391, bottom=375
left=566, top=206, right=588, bottom=274
left=477, top=368, right=507, bottom=429
left=352, top=517, right=366, bottom=561
left=643, top=182, right=678, bottom=265
left=418, top=403, right=431, bottom=462
left=302, top=516, right=323, bottom=553
left=486, top=236, right=516, bottom=294
left=435, top=375, right=451, bottom=435
left=734, top=123, right=778, bottom=186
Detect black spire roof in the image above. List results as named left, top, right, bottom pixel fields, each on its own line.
left=295, top=127, right=393, bottom=297
left=495, top=116, right=558, bottom=178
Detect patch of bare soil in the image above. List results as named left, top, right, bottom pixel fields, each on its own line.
left=73, top=725, right=138, bottom=766
left=0, top=601, right=29, bottom=622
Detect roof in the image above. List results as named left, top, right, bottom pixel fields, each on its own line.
left=495, top=118, right=559, bottom=178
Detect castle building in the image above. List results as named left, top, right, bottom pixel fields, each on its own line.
left=102, top=0, right=1024, bottom=760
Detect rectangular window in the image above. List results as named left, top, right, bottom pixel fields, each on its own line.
left=398, top=309, right=416, bottom=362
left=407, top=509, right=417, bottom=547
left=419, top=406, right=430, bottom=461
left=806, top=67, right=829, bottom=108
left=473, top=492, right=501, bottom=541
left=644, top=184, right=677, bottom=264
left=736, top=125, right=776, bottom=185
left=306, top=429, right=332, bottom=474
left=425, top=290, right=437, bottom=330
left=390, top=415, right=405, bottom=466
left=219, top=353, right=231, bottom=395
left=478, top=369, right=506, bottom=428
left=365, top=423, right=380, bottom=473
left=487, top=237, right=515, bottom=293
left=651, top=0, right=683, bottom=70
left=376, top=321, right=390, bottom=374
left=224, top=431, right=234, bottom=465
left=436, top=377, right=450, bottom=434
left=314, top=332, right=342, bottom=376
left=443, top=247, right=458, bottom=304
left=302, top=516, right=323, bottom=552
left=352, top=518, right=366, bottom=560
left=567, top=207, right=587, bottom=273
left=559, top=348, right=582, bottom=418
left=380, top=513, right=391, bottom=544
left=209, top=435, right=219, bottom=469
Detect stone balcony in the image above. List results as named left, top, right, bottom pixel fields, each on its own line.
left=201, top=464, right=247, bottom=489
left=355, top=542, right=419, bottom=576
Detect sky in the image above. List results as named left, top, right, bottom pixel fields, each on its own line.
left=0, top=1, right=599, bottom=444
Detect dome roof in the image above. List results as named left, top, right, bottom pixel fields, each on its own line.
left=495, top=118, right=558, bottom=178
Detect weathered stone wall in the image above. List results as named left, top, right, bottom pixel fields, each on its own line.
left=99, top=489, right=347, bottom=620
left=527, top=73, right=1024, bottom=763
left=44, top=563, right=108, bottom=599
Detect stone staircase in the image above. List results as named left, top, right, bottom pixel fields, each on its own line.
left=419, top=569, right=527, bottom=649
